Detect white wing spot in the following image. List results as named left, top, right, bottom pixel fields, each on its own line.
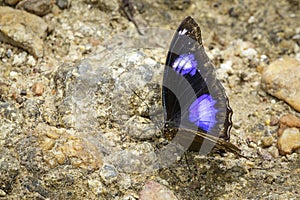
left=178, top=29, right=188, bottom=35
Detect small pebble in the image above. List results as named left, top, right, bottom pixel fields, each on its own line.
left=87, top=179, right=103, bottom=196
left=27, top=55, right=36, bottom=66
left=6, top=49, right=12, bottom=58
left=100, top=164, right=118, bottom=183
left=260, top=54, right=269, bottom=63
left=0, top=189, right=6, bottom=197
left=261, top=135, right=274, bottom=148
left=12, top=52, right=27, bottom=66
left=270, top=99, right=276, bottom=104
left=248, top=141, right=257, bottom=148
left=20, top=89, right=27, bottom=96
left=32, top=82, right=45, bottom=96
left=257, top=148, right=274, bottom=160
left=56, top=0, right=69, bottom=9
left=268, top=146, right=279, bottom=158
left=270, top=116, right=279, bottom=126
left=220, top=60, right=233, bottom=72
left=248, top=16, right=255, bottom=24
left=16, top=96, right=23, bottom=104
left=241, top=48, right=258, bottom=60
left=9, top=71, right=18, bottom=77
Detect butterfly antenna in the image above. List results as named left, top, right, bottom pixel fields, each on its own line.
left=121, top=0, right=144, bottom=35
left=184, top=152, right=193, bottom=174
left=130, top=88, right=151, bottom=115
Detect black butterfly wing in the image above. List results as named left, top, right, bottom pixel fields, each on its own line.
left=162, top=16, right=233, bottom=151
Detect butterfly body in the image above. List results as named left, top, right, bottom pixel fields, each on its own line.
left=162, top=16, right=239, bottom=154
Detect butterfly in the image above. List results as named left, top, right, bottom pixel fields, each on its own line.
left=162, top=16, right=241, bottom=156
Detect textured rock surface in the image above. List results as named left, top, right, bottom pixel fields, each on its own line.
left=261, top=57, right=300, bottom=112
left=35, top=124, right=103, bottom=170
left=0, top=6, right=47, bottom=57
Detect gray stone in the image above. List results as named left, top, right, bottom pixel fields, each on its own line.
left=0, top=6, right=48, bottom=58
left=126, top=116, right=158, bottom=140
left=56, top=0, right=69, bottom=9
left=99, top=164, right=118, bottom=183
left=261, top=56, right=300, bottom=112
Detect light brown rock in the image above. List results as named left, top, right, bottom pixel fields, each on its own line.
left=59, top=137, right=103, bottom=169
left=32, top=82, right=45, bottom=96
left=279, top=114, right=300, bottom=128
left=36, top=124, right=103, bottom=170
left=277, top=127, right=300, bottom=155
left=0, top=6, right=47, bottom=58
left=261, top=56, right=300, bottom=112
left=139, top=181, right=178, bottom=200
left=278, top=114, right=300, bottom=136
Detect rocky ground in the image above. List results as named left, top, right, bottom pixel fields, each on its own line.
left=0, top=0, right=300, bottom=199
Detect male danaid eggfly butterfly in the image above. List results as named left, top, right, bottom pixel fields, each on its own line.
left=162, top=16, right=241, bottom=156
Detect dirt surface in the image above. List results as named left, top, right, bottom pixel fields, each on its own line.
left=0, top=0, right=300, bottom=199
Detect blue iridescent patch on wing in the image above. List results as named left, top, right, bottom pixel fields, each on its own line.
left=172, top=54, right=197, bottom=76
left=189, top=94, right=218, bottom=132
